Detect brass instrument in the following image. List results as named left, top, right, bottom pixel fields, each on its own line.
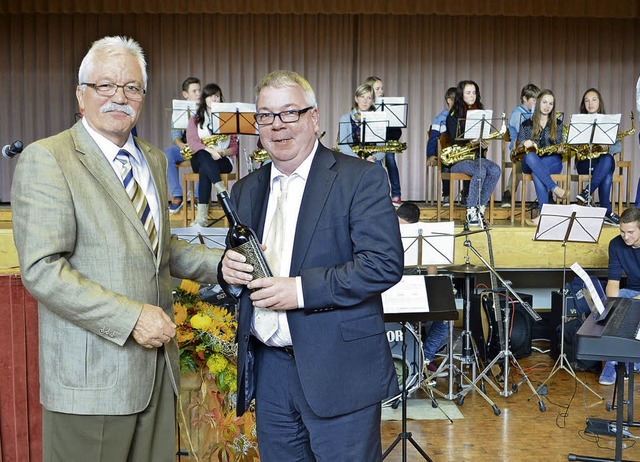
left=511, top=125, right=569, bottom=162
left=352, top=140, right=407, bottom=160
left=571, top=112, right=635, bottom=161
left=250, top=147, right=270, bottom=163
left=440, top=112, right=507, bottom=166
left=180, top=134, right=230, bottom=161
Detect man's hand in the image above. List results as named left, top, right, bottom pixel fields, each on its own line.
left=248, top=277, right=299, bottom=311
left=132, top=304, right=176, bottom=349
left=221, top=249, right=254, bottom=286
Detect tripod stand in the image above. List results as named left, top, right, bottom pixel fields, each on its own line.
left=527, top=205, right=605, bottom=402
left=382, top=275, right=457, bottom=462
left=455, top=233, right=547, bottom=411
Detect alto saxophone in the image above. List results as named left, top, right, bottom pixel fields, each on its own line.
left=180, top=134, right=230, bottom=161
left=353, top=140, right=407, bottom=160
left=571, top=112, right=635, bottom=161
left=440, top=113, right=506, bottom=166
left=511, top=125, right=569, bottom=162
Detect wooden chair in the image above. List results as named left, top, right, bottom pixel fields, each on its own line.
left=519, top=155, right=570, bottom=225
left=181, top=160, right=238, bottom=227
left=436, top=139, right=495, bottom=224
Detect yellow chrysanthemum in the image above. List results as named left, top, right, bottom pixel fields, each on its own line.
left=177, top=330, right=195, bottom=343
left=174, top=302, right=188, bottom=326
left=179, top=279, right=201, bottom=295
left=207, top=353, right=229, bottom=375
left=190, top=313, right=212, bottom=330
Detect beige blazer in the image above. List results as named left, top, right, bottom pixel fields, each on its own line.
left=12, top=121, right=222, bottom=415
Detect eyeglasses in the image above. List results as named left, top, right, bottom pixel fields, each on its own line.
left=254, top=106, right=313, bottom=126
left=81, top=82, right=146, bottom=101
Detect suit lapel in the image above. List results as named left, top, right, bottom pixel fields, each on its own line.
left=71, top=122, right=157, bottom=257
left=290, top=147, right=337, bottom=275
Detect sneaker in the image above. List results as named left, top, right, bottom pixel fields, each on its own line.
left=577, top=188, right=592, bottom=205
left=501, top=190, right=512, bottom=208
left=169, top=198, right=183, bottom=214
left=604, top=212, right=620, bottom=226
left=599, top=361, right=617, bottom=385
left=635, top=362, right=640, bottom=373
left=466, top=207, right=481, bottom=228
left=391, top=196, right=402, bottom=207
left=442, top=195, right=450, bottom=207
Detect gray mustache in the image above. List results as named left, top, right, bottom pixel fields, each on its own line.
left=100, top=103, right=136, bottom=117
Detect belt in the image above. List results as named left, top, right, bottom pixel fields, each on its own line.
left=262, top=343, right=295, bottom=358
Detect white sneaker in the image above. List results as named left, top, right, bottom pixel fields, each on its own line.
left=466, top=207, right=481, bottom=227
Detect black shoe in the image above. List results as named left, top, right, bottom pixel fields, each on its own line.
left=501, top=190, right=511, bottom=208
left=577, top=188, right=591, bottom=205
left=604, top=212, right=620, bottom=226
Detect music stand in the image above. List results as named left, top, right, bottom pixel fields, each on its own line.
left=171, top=99, right=198, bottom=130
left=528, top=203, right=606, bottom=401
left=567, top=113, right=621, bottom=205
left=382, top=275, right=458, bottom=462
left=375, top=97, right=408, bottom=129
left=337, top=114, right=389, bottom=160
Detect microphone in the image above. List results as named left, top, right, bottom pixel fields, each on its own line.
left=2, top=140, right=23, bottom=160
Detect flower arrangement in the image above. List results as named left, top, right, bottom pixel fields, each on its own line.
left=174, top=279, right=259, bottom=462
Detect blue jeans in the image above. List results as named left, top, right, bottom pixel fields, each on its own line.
left=576, top=154, right=614, bottom=214
left=384, top=152, right=401, bottom=197
left=422, top=321, right=449, bottom=362
left=618, top=288, right=640, bottom=298
left=522, top=153, right=562, bottom=211
left=164, top=145, right=185, bottom=199
left=450, top=158, right=500, bottom=208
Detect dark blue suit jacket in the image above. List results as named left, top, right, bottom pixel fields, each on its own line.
left=226, top=144, right=403, bottom=418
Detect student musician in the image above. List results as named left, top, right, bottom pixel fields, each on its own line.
left=445, top=80, right=501, bottom=228
left=515, top=89, right=568, bottom=227
left=427, top=87, right=457, bottom=206
left=574, top=88, right=621, bottom=226
left=337, top=84, right=380, bottom=162
left=365, top=76, right=402, bottom=205
left=185, top=83, right=238, bottom=226
left=503, top=84, right=540, bottom=208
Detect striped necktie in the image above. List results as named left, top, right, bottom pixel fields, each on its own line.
left=115, top=149, right=159, bottom=254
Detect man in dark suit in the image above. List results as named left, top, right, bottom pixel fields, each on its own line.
left=220, top=70, right=404, bottom=461
left=12, top=36, right=221, bottom=462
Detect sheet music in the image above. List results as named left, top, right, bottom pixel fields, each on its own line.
left=375, top=96, right=407, bottom=128
left=382, top=275, right=430, bottom=314
left=534, top=204, right=606, bottom=242
left=360, top=111, right=389, bottom=143
left=171, top=100, right=198, bottom=130
left=567, top=113, right=621, bottom=145
left=570, top=262, right=606, bottom=315
left=400, top=221, right=454, bottom=266
left=462, top=110, right=493, bottom=139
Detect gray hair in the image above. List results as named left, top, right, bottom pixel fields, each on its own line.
left=254, top=70, right=317, bottom=108
left=78, top=36, right=147, bottom=89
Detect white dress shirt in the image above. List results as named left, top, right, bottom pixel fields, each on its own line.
left=252, top=140, right=318, bottom=346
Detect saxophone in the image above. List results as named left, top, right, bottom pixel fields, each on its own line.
left=250, top=147, right=270, bottom=163
left=571, top=112, right=635, bottom=161
left=511, top=125, right=569, bottom=162
left=180, top=134, right=230, bottom=161
left=352, top=140, right=407, bottom=160
left=440, top=113, right=506, bottom=166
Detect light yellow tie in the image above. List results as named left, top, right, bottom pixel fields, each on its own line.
left=253, top=176, right=289, bottom=340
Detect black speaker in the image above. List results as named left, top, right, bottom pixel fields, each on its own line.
left=550, top=290, right=577, bottom=357
left=470, top=291, right=534, bottom=361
